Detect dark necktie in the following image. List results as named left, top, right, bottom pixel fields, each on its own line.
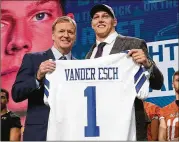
left=94, top=42, right=107, bottom=58
left=59, top=56, right=67, bottom=60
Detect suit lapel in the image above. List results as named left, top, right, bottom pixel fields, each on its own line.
left=85, top=44, right=96, bottom=59
left=109, top=35, right=127, bottom=55
left=86, top=35, right=127, bottom=59
left=45, top=49, right=55, bottom=60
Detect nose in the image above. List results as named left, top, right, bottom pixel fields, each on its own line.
left=6, top=21, right=32, bottom=55
left=63, top=31, right=69, bottom=37
left=99, top=17, right=105, bottom=22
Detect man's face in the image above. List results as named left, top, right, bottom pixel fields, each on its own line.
left=173, top=74, right=179, bottom=94
left=1, top=0, right=63, bottom=112
left=91, top=11, right=117, bottom=40
left=52, top=22, right=76, bottom=53
left=1, top=92, right=8, bottom=110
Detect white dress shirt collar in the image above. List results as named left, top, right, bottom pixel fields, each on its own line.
left=96, top=31, right=119, bottom=46
left=51, top=46, right=72, bottom=60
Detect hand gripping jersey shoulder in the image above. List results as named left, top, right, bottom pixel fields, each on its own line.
left=44, top=52, right=150, bottom=140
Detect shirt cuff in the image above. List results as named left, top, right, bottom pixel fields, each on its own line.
left=36, top=79, right=41, bottom=89
left=145, top=59, right=154, bottom=78
left=147, top=64, right=154, bottom=76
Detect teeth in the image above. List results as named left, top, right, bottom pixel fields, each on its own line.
left=98, top=25, right=105, bottom=27
left=61, top=41, right=69, bottom=43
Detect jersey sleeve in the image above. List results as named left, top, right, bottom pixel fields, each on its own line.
left=134, top=66, right=150, bottom=99
left=10, top=113, right=22, bottom=129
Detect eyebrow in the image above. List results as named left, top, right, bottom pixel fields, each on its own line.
left=1, top=0, right=59, bottom=16
left=27, top=0, right=56, bottom=9
left=1, top=9, right=15, bottom=20
left=26, top=0, right=60, bottom=17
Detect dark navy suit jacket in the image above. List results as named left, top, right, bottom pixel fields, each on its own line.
left=12, top=49, right=74, bottom=141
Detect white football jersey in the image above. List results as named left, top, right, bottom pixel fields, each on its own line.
left=44, top=52, right=149, bottom=141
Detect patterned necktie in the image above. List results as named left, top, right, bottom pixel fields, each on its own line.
left=94, top=42, right=107, bottom=58
left=59, top=56, right=67, bottom=60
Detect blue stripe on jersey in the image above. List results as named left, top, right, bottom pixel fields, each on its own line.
left=135, top=74, right=147, bottom=93
left=44, top=78, right=50, bottom=89
left=134, top=67, right=143, bottom=83
left=44, top=87, right=49, bottom=97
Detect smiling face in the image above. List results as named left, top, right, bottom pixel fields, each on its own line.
left=52, top=21, right=76, bottom=55
left=91, top=11, right=117, bottom=41
left=1, top=0, right=63, bottom=112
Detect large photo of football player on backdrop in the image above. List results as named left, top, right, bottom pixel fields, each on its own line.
left=1, top=0, right=65, bottom=125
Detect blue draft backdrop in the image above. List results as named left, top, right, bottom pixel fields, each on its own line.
left=64, top=0, right=178, bottom=107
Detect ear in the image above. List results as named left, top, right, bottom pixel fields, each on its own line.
left=113, top=18, right=117, bottom=27
left=73, top=34, right=76, bottom=43
left=172, top=82, right=174, bottom=88
left=75, top=34, right=77, bottom=40
left=52, top=33, right=55, bottom=41
left=91, top=21, right=95, bottom=30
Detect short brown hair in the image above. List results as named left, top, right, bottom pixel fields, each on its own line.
left=1, top=88, right=9, bottom=100
left=52, top=16, right=77, bottom=33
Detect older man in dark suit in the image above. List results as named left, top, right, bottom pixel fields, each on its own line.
left=86, top=4, right=163, bottom=140
left=12, top=16, right=77, bottom=141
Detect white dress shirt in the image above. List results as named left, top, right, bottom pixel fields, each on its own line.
left=90, top=32, right=119, bottom=59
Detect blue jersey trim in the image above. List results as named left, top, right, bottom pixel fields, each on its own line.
left=134, top=67, right=143, bottom=83
left=44, top=87, right=49, bottom=97
left=44, top=78, right=50, bottom=89
left=135, top=74, right=147, bottom=93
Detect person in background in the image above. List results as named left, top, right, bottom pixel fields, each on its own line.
left=1, top=88, right=21, bottom=141
left=86, top=4, right=164, bottom=140
left=158, top=70, right=179, bottom=141
left=144, top=101, right=161, bottom=141
left=12, top=16, right=77, bottom=141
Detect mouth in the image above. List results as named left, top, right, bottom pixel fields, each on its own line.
left=97, top=24, right=106, bottom=28
left=1, top=66, right=19, bottom=76
left=62, top=40, right=71, bottom=44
